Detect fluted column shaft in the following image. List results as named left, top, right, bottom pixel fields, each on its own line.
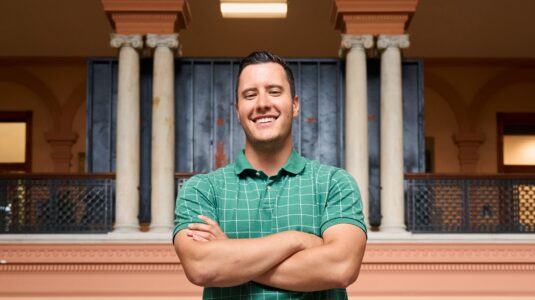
left=146, top=34, right=178, bottom=232
left=377, top=34, right=409, bottom=232
left=111, top=34, right=143, bottom=232
left=341, top=34, right=373, bottom=227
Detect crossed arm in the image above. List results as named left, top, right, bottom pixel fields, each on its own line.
left=173, top=215, right=367, bottom=291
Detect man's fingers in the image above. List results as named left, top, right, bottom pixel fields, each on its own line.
left=188, top=223, right=215, bottom=233
left=198, top=215, right=218, bottom=226
left=192, top=234, right=209, bottom=242
left=187, top=230, right=215, bottom=240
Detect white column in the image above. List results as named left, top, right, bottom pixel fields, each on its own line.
left=146, top=34, right=179, bottom=233
left=110, top=34, right=143, bottom=232
left=377, top=34, right=410, bottom=233
left=340, top=34, right=373, bottom=227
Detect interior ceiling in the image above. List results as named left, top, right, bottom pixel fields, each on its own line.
left=1, top=0, right=535, bottom=59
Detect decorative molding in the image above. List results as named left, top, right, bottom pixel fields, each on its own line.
left=332, top=0, right=417, bottom=35
left=364, top=243, right=535, bottom=263
left=0, top=244, right=178, bottom=263
left=146, top=33, right=180, bottom=49
left=101, top=0, right=191, bottom=34
left=2, top=243, right=535, bottom=264
left=377, top=34, right=410, bottom=49
left=110, top=34, right=143, bottom=49
left=2, top=262, right=534, bottom=273
left=362, top=263, right=535, bottom=272
left=0, top=263, right=182, bottom=273
left=333, top=0, right=419, bottom=13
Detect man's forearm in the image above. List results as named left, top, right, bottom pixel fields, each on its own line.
left=254, top=225, right=367, bottom=291
left=175, top=230, right=321, bottom=287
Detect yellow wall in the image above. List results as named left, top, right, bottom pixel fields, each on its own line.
left=0, top=61, right=86, bottom=172
left=424, top=61, right=535, bottom=173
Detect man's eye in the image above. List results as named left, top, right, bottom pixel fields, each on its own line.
left=244, top=93, right=256, bottom=99
left=269, top=90, right=281, bottom=96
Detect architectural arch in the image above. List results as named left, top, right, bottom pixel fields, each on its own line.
left=424, top=71, right=470, bottom=132
left=470, top=69, right=535, bottom=132
left=61, top=81, right=86, bottom=132
left=0, top=66, right=61, bottom=131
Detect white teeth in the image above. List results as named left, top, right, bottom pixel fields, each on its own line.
left=255, top=117, right=275, bottom=123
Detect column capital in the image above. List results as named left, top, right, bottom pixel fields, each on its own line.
left=110, top=34, right=143, bottom=49
left=377, top=34, right=410, bottom=49
left=341, top=34, right=374, bottom=50
left=146, top=33, right=179, bottom=49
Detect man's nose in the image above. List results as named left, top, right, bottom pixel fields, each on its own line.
left=256, top=92, right=271, bottom=109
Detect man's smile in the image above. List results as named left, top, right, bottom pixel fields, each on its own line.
left=252, top=115, right=278, bottom=124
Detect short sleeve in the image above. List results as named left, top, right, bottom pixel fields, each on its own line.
left=173, top=175, right=218, bottom=241
left=320, top=169, right=367, bottom=238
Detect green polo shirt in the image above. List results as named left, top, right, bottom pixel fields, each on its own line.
left=173, top=149, right=367, bottom=300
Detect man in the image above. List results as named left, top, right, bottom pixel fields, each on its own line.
left=173, top=51, right=367, bottom=299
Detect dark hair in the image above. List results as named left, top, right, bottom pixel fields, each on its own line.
left=235, top=51, right=296, bottom=100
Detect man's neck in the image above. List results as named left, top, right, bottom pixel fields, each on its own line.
left=244, top=140, right=293, bottom=177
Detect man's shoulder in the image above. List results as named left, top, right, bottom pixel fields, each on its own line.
left=302, top=157, right=349, bottom=177
left=182, top=163, right=237, bottom=190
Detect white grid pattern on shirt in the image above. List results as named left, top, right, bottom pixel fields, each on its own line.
left=173, top=154, right=365, bottom=300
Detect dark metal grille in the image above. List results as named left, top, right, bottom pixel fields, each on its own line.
left=0, top=174, right=114, bottom=233
left=406, top=174, right=535, bottom=233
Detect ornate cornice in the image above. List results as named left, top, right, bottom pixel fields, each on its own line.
left=377, top=34, right=410, bottom=49
left=146, top=34, right=180, bottom=49
left=110, top=34, right=143, bottom=49
left=101, top=0, right=191, bottom=34
left=332, top=0, right=418, bottom=35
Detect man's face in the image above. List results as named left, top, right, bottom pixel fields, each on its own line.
left=236, top=62, right=299, bottom=149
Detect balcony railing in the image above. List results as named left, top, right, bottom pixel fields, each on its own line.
left=0, top=173, right=194, bottom=234
left=2, top=172, right=534, bottom=234
left=0, top=173, right=115, bottom=233
left=405, top=173, right=535, bottom=233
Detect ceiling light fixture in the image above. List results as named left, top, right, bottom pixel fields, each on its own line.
left=220, top=0, right=287, bottom=18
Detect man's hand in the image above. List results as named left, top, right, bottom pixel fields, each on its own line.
left=186, top=216, right=323, bottom=250
left=186, top=215, right=228, bottom=242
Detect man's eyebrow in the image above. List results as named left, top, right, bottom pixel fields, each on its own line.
left=241, top=87, right=257, bottom=95
left=266, top=84, right=284, bottom=90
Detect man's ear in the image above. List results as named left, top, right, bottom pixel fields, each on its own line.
left=292, top=96, right=300, bottom=118
left=235, top=101, right=240, bottom=120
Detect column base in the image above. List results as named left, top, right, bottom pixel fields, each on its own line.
left=149, top=225, right=173, bottom=233
left=379, top=224, right=408, bottom=233
left=113, top=224, right=140, bottom=233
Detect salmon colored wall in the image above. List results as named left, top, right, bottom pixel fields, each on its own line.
left=424, top=61, right=535, bottom=173
left=0, top=242, right=533, bottom=299
left=0, top=61, right=86, bottom=173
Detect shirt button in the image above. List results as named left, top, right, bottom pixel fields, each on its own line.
left=267, top=185, right=272, bottom=190
left=256, top=171, right=260, bottom=176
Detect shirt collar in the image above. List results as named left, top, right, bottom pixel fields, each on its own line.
left=234, top=149, right=306, bottom=176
